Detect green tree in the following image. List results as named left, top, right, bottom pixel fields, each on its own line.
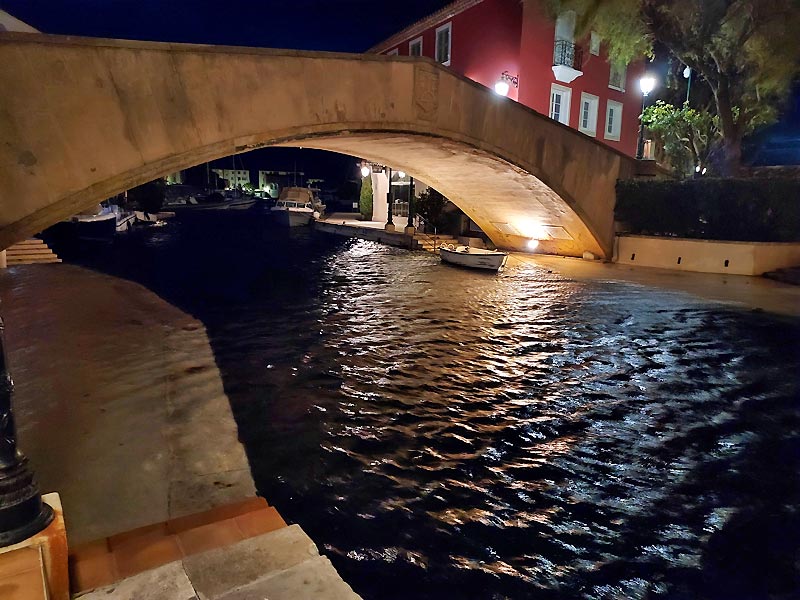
left=642, top=101, right=720, bottom=176
left=359, top=175, right=373, bottom=220
left=127, top=179, right=166, bottom=213
left=539, top=0, right=800, bottom=175
left=415, top=188, right=448, bottom=230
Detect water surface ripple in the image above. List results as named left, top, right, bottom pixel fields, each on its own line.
left=78, top=228, right=800, bottom=599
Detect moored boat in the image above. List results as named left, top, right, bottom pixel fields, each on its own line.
left=438, top=244, right=509, bottom=272
left=270, top=187, right=325, bottom=227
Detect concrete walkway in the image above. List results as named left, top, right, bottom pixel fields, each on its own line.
left=0, top=264, right=256, bottom=545
left=0, top=263, right=362, bottom=598
left=510, top=254, right=800, bottom=318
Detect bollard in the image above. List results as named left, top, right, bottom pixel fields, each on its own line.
left=0, top=313, right=53, bottom=547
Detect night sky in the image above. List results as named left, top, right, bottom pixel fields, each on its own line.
left=0, top=0, right=450, bottom=52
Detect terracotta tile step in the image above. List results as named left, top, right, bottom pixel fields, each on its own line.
left=69, top=496, right=287, bottom=594
left=0, top=547, right=47, bottom=600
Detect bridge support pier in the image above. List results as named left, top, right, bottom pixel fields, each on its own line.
left=0, top=314, right=53, bottom=547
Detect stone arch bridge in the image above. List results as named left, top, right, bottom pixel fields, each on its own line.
left=0, top=33, right=641, bottom=257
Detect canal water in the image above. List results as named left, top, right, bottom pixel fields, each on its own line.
left=59, top=219, right=799, bottom=599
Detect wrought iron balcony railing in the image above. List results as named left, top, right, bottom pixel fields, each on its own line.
left=553, top=40, right=583, bottom=71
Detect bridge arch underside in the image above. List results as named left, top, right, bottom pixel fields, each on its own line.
left=2, top=129, right=606, bottom=258
left=293, top=132, right=601, bottom=257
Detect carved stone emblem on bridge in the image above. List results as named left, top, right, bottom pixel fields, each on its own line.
left=414, top=64, right=439, bottom=122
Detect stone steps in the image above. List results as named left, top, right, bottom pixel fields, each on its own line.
left=71, top=498, right=361, bottom=600
left=69, top=496, right=284, bottom=594
left=5, top=238, right=61, bottom=265
left=412, top=234, right=458, bottom=253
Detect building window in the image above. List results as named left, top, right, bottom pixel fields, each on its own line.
left=590, top=32, right=601, bottom=56
left=579, top=93, right=599, bottom=136
left=549, top=84, right=572, bottom=126
left=409, top=36, right=422, bottom=57
left=605, top=100, right=623, bottom=141
left=609, top=63, right=627, bottom=90
left=387, top=48, right=399, bottom=56
left=555, top=11, right=576, bottom=43
left=435, top=22, right=452, bottom=66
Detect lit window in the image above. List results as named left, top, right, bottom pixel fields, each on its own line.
left=609, top=63, right=627, bottom=90
left=549, top=84, right=572, bottom=125
left=605, top=100, right=623, bottom=141
left=409, top=36, right=422, bottom=57
left=579, top=93, right=599, bottom=136
left=435, top=22, right=452, bottom=66
left=387, top=48, right=399, bottom=56
left=590, top=32, right=601, bottom=56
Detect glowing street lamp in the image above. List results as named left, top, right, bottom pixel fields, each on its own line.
left=494, top=79, right=510, bottom=97
left=360, top=165, right=370, bottom=178
left=636, top=74, right=657, bottom=160
left=683, top=66, right=692, bottom=104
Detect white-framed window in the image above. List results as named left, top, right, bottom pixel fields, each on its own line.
left=590, top=31, right=601, bottom=55
left=579, top=92, right=599, bottom=136
left=609, top=63, right=627, bottom=90
left=605, top=100, right=623, bottom=141
left=409, top=36, right=423, bottom=57
left=435, top=22, right=452, bottom=66
left=549, top=84, right=572, bottom=125
left=387, top=48, right=399, bottom=56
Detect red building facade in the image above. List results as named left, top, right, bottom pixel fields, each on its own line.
left=369, top=0, right=644, bottom=157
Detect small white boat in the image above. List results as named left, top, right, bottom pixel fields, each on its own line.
left=439, top=244, right=509, bottom=272
left=270, top=188, right=324, bottom=227
left=115, top=211, right=137, bottom=232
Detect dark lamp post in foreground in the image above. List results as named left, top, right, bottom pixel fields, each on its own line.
left=0, top=314, right=53, bottom=547
left=636, top=75, right=657, bottom=160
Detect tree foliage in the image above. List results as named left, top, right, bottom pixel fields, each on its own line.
left=359, top=175, right=373, bottom=220
left=415, top=188, right=448, bottom=230
left=539, top=0, right=800, bottom=174
left=642, top=101, right=720, bottom=176
left=127, top=179, right=166, bottom=213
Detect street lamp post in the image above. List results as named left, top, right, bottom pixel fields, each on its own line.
left=406, top=176, right=416, bottom=234
left=385, top=167, right=394, bottom=231
left=0, top=314, right=53, bottom=547
left=636, top=75, right=657, bottom=160
left=683, top=66, right=692, bottom=104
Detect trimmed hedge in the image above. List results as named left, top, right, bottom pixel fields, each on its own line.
left=615, top=178, right=800, bottom=242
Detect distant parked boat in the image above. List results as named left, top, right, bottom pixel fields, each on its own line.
left=438, top=244, right=509, bottom=272
left=270, top=188, right=325, bottom=227
left=64, top=205, right=118, bottom=241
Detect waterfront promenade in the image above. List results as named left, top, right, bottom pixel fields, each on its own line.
left=0, top=263, right=256, bottom=545
left=0, top=263, right=362, bottom=598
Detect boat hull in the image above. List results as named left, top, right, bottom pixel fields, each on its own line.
left=439, top=246, right=508, bottom=271
left=271, top=209, right=313, bottom=227
left=74, top=213, right=116, bottom=241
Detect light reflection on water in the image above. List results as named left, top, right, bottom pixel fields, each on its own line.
left=69, top=228, right=800, bottom=599
left=204, top=239, right=799, bottom=600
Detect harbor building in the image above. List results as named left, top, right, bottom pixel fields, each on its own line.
left=369, top=0, right=644, bottom=157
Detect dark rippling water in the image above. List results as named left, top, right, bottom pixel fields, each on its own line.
left=63, top=220, right=800, bottom=599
